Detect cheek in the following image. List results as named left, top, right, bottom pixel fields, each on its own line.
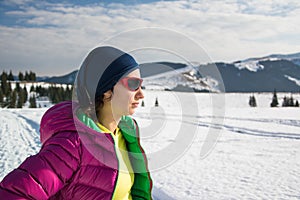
left=112, top=89, right=133, bottom=108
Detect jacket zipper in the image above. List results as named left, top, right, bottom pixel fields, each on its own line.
left=110, top=133, right=120, bottom=200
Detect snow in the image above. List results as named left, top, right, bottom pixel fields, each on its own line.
left=143, top=65, right=219, bottom=92
left=1, top=91, right=300, bottom=199
left=285, top=75, right=300, bottom=87
left=9, top=81, right=67, bottom=91
left=233, top=53, right=300, bottom=72
left=234, top=60, right=265, bottom=72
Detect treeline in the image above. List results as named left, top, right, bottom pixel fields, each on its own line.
left=0, top=71, right=27, bottom=108
left=0, top=81, right=28, bottom=108
left=0, top=70, right=37, bottom=82
left=0, top=71, right=73, bottom=108
left=18, top=71, right=36, bottom=82
left=270, top=90, right=299, bottom=107
left=249, top=90, right=300, bottom=107
left=34, top=85, right=73, bottom=104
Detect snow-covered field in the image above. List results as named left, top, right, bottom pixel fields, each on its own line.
left=1, top=91, right=300, bottom=199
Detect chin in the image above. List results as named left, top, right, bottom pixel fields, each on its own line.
left=128, top=108, right=136, bottom=115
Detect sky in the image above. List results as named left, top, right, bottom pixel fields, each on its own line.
left=0, top=0, right=300, bottom=76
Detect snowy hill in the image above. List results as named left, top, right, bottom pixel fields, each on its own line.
left=233, top=52, right=300, bottom=71
left=201, top=59, right=300, bottom=92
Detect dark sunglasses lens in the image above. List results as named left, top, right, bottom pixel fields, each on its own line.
left=127, top=79, right=141, bottom=90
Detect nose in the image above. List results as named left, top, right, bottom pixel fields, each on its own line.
left=135, top=87, right=144, bottom=100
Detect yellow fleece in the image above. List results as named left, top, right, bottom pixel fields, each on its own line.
left=97, top=123, right=134, bottom=200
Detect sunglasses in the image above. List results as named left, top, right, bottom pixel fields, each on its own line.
left=120, top=77, right=143, bottom=91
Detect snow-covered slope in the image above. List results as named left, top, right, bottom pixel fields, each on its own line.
left=143, top=65, right=219, bottom=92
left=1, top=91, right=300, bottom=199
left=233, top=52, right=300, bottom=72
left=0, top=109, right=43, bottom=179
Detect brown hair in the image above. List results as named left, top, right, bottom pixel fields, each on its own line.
left=82, top=88, right=114, bottom=121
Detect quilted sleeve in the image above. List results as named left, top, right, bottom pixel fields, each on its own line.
left=0, top=131, right=81, bottom=199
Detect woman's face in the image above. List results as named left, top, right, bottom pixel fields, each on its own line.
left=110, top=69, right=144, bottom=116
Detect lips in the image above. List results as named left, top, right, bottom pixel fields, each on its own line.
left=132, top=102, right=139, bottom=107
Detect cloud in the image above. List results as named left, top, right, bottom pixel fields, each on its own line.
left=0, top=0, right=300, bottom=75
left=2, top=0, right=34, bottom=6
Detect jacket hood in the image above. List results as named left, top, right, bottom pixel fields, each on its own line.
left=40, top=101, right=78, bottom=144
left=40, top=101, right=102, bottom=145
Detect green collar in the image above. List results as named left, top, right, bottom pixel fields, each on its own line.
left=76, top=110, right=137, bottom=144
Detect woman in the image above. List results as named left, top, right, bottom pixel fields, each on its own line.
left=0, top=46, right=153, bottom=199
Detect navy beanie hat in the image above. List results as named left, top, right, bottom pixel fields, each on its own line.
left=75, top=46, right=139, bottom=107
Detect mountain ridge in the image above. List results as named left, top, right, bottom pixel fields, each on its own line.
left=38, top=52, right=300, bottom=92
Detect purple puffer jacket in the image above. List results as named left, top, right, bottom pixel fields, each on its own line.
left=0, top=101, right=152, bottom=199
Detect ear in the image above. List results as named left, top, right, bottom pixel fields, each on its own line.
left=103, top=90, right=113, bottom=102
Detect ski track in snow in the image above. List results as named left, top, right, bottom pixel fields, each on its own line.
left=196, top=119, right=300, bottom=140
left=0, top=110, right=41, bottom=179
left=139, top=111, right=300, bottom=129
left=137, top=112, right=300, bottom=140
left=11, top=110, right=42, bottom=146
left=209, top=116, right=300, bottom=128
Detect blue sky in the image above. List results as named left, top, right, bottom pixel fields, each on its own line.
left=0, top=0, right=300, bottom=76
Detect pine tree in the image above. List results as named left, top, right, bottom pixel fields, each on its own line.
left=282, top=96, right=287, bottom=107
left=58, top=86, right=64, bottom=102
left=0, top=87, right=3, bottom=107
left=253, top=96, right=257, bottom=107
left=60, top=86, right=65, bottom=101
left=141, top=100, right=145, bottom=107
left=249, top=95, right=257, bottom=107
left=49, top=86, right=61, bottom=104
left=1, top=71, right=9, bottom=96
left=295, top=100, right=299, bottom=107
left=33, top=72, right=36, bottom=82
left=25, top=71, right=30, bottom=81
left=155, top=97, right=159, bottom=107
left=29, top=95, right=37, bottom=108
left=23, top=85, right=28, bottom=104
left=40, top=85, right=48, bottom=97
left=1, top=71, right=8, bottom=82
left=49, top=86, right=53, bottom=102
left=8, top=89, right=17, bottom=108
left=65, top=85, right=72, bottom=101
left=17, top=88, right=25, bottom=108
left=19, top=72, right=24, bottom=81
left=30, top=85, right=35, bottom=92
left=15, top=82, right=21, bottom=92
left=70, top=85, right=74, bottom=99
left=7, top=82, right=12, bottom=97
left=8, top=70, right=14, bottom=81
left=1, top=79, right=7, bottom=96
left=29, top=71, right=36, bottom=81
left=270, top=89, right=278, bottom=107
left=289, top=95, right=294, bottom=107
